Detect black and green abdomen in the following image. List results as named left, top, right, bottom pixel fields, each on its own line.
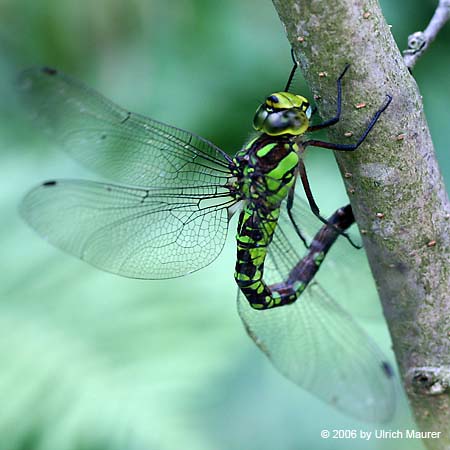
left=233, top=135, right=300, bottom=309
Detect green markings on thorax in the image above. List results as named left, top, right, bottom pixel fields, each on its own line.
left=256, top=142, right=277, bottom=158
left=266, top=148, right=298, bottom=181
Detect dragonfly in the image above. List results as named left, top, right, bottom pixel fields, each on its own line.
left=18, top=59, right=395, bottom=422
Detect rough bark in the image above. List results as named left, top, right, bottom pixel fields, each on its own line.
left=271, top=0, right=450, bottom=448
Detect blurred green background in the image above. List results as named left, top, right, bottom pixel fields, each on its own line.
left=0, top=0, right=448, bottom=449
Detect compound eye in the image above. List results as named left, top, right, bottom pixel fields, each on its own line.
left=267, top=95, right=279, bottom=103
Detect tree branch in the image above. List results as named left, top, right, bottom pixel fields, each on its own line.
left=403, top=0, right=450, bottom=70
left=271, top=0, right=450, bottom=448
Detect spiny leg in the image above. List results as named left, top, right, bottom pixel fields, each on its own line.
left=284, top=48, right=299, bottom=92
left=298, top=159, right=320, bottom=216
left=297, top=160, right=361, bottom=249
left=307, top=64, right=350, bottom=132
left=304, top=94, right=392, bottom=151
left=286, top=182, right=310, bottom=249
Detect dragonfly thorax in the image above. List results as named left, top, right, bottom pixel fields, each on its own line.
left=231, top=135, right=299, bottom=208
left=253, top=92, right=312, bottom=136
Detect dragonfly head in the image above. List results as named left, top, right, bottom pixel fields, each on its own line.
left=253, top=92, right=312, bottom=136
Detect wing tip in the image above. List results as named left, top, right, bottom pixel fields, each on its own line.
left=19, top=181, right=58, bottom=225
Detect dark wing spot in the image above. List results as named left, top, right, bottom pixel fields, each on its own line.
left=42, top=67, right=58, bottom=76
left=101, top=134, right=107, bottom=140
left=382, top=361, right=394, bottom=378
left=42, top=180, right=57, bottom=187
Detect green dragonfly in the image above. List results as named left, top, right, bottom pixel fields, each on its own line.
left=18, top=61, right=395, bottom=422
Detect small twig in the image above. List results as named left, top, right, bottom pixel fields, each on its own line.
left=403, top=0, right=450, bottom=69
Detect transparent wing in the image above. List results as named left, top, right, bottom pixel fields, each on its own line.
left=17, top=67, right=232, bottom=187
left=20, top=179, right=235, bottom=279
left=237, top=193, right=396, bottom=422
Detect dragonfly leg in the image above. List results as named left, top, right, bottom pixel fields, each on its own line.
left=307, top=64, right=350, bottom=132
left=284, top=48, right=300, bottom=92
left=298, top=160, right=361, bottom=249
left=298, top=159, right=321, bottom=216
left=304, top=94, right=392, bottom=151
left=287, top=184, right=310, bottom=249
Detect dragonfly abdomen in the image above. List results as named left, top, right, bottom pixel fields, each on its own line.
left=234, top=135, right=301, bottom=309
left=236, top=205, right=355, bottom=310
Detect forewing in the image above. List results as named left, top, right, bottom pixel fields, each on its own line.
left=237, top=194, right=395, bottom=422
left=21, top=179, right=234, bottom=279
left=17, top=67, right=232, bottom=187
